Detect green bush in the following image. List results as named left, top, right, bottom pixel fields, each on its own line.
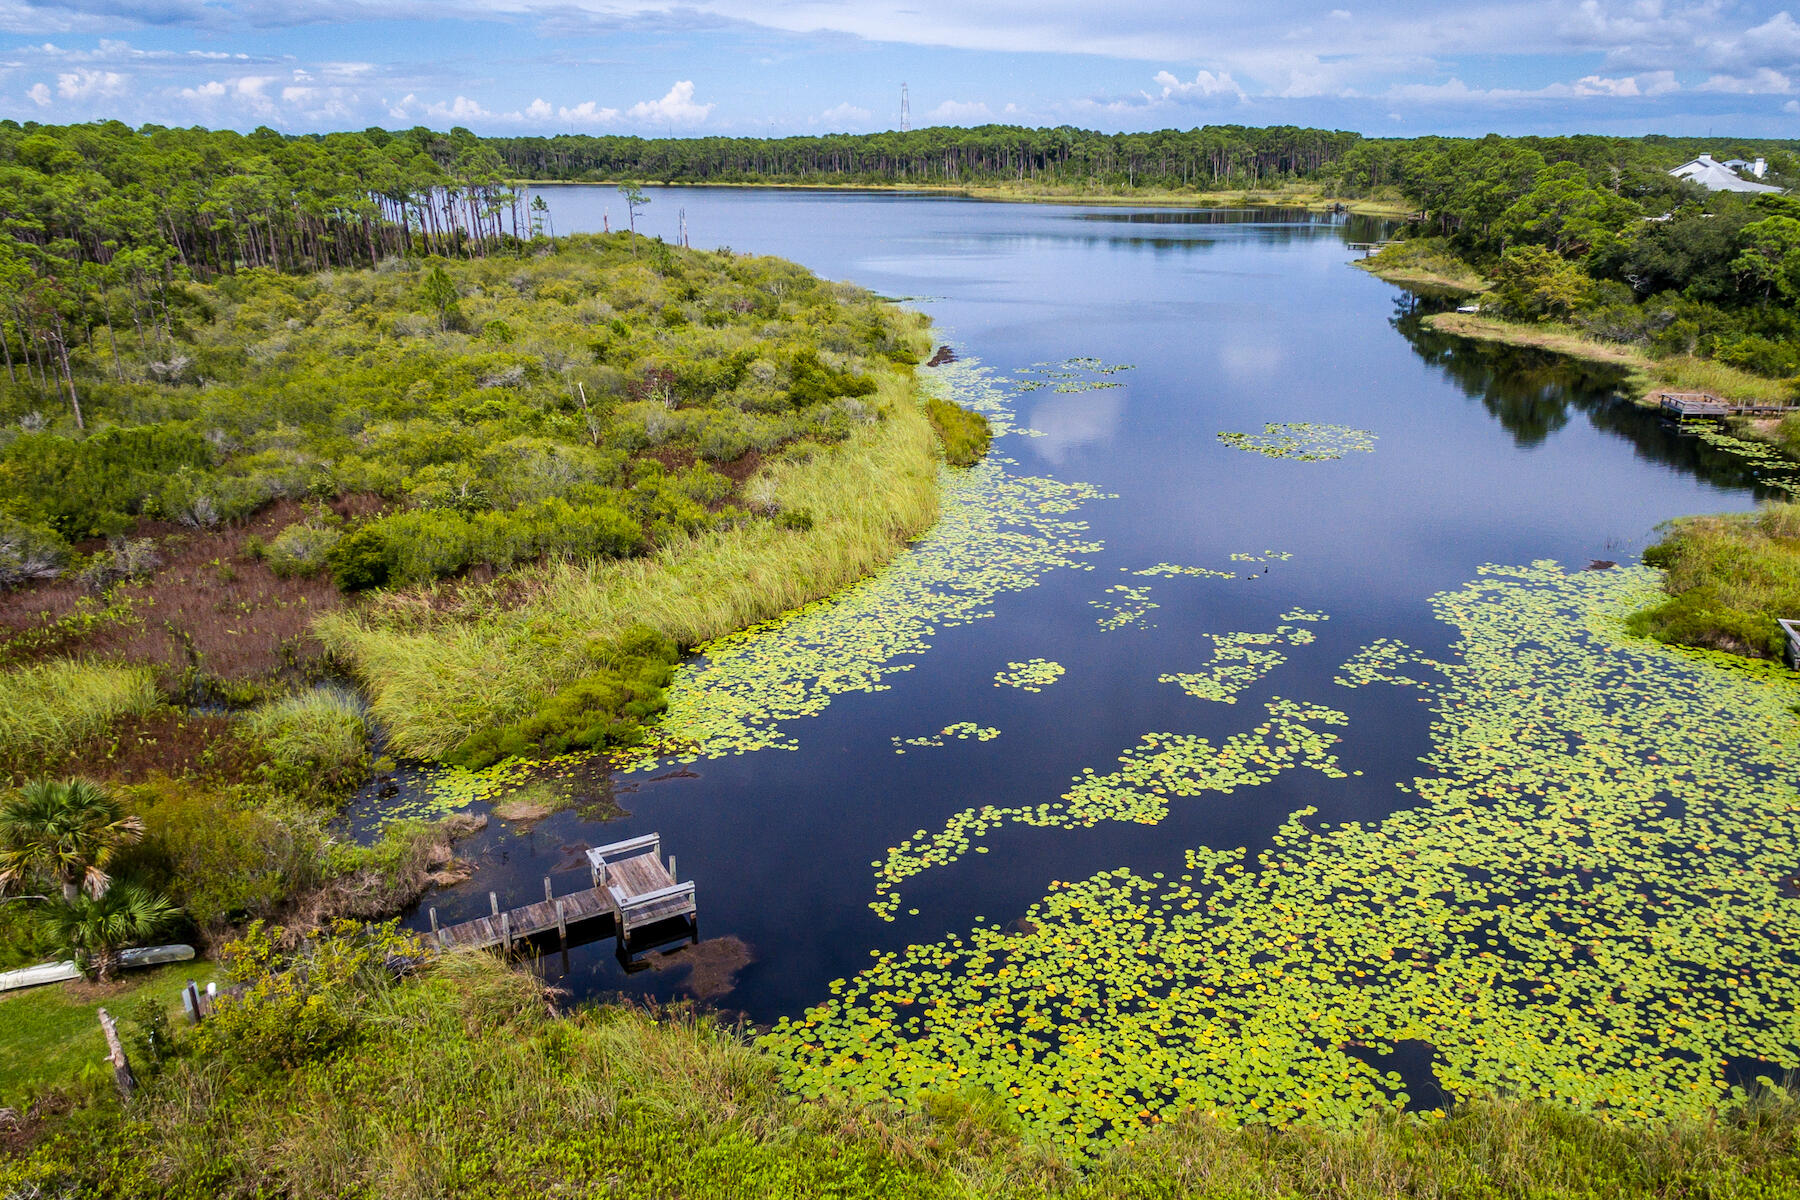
left=0, top=514, right=69, bottom=588
left=446, top=625, right=679, bottom=769
left=194, top=919, right=420, bottom=1072
left=925, top=396, right=992, bottom=467
left=264, top=523, right=341, bottom=578
left=130, top=781, right=325, bottom=932
left=328, top=525, right=395, bottom=591
left=0, top=659, right=160, bottom=769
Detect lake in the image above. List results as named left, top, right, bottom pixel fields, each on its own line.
left=351, top=187, right=1800, bottom=1139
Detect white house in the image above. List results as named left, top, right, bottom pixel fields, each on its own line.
left=1669, top=154, right=1783, bottom=193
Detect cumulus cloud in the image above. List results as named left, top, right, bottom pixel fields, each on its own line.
left=1698, top=68, right=1793, bottom=94
left=524, top=97, right=552, bottom=120
left=625, top=79, right=711, bottom=124
left=177, top=78, right=225, bottom=100
left=557, top=99, right=620, bottom=124
left=926, top=98, right=991, bottom=123
left=26, top=81, right=49, bottom=105
left=56, top=67, right=124, bottom=99
left=817, top=100, right=871, bottom=126
left=1153, top=68, right=1245, bottom=100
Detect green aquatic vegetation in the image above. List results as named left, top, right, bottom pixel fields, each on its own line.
left=1630, top=502, right=1800, bottom=659
left=1091, top=584, right=1158, bottom=631
left=1679, top=422, right=1800, bottom=496
left=1013, top=357, right=1135, bottom=393
left=1230, top=550, right=1294, bottom=563
left=1334, top=637, right=1448, bottom=689
left=992, top=659, right=1065, bottom=692
left=1158, top=621, right=1323, bottom=704
left=768, top=562, right=1800, bottom=1154
left=600, top=358, right=1109, bottom=770
left=1218, top=423, right=1377, bottom=461
left=1131, top=562, right=1235, bottom=580
left=866, top=696, right=1349, bottom=921
left=891, top=722, right=1002, bottom=754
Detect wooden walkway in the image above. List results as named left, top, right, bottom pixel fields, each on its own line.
left=428, top=832, right=696, bottom=953
left=1661, top=391, right=1800, bottom=418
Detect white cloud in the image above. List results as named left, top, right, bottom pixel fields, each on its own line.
left=524, top=97, right=552, bottom=120
left=25, top=81, right=49, bottom=105
left=558, top=99, right=620, bottom=124
left=426, top=94, right=491, bottom=120
left=625, top=79, right=711, bottom=124
left=815, top=101, right=871, bottom=127
left=1153, top=68, right=1245, bottom=100
left=1572, top=74, right=1640, bottom=96
left=1698, top=68, right=1793, bottom=94
left=1786, top=99, right=1800, bottom=113
left=55, top=67, right=124, bottom=99
left=925, top=97, right=991, bottom=123
left=177, top=78, right=225, bottom=100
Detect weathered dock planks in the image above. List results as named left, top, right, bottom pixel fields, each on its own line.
left=429, top=832, right=697, bottom=954
left=1660, top=391, right=1799, bottom=418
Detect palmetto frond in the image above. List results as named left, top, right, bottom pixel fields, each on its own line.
left=0, top=777, right=143, bottom=898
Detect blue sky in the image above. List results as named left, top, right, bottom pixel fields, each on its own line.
left=2, top=0, right=1798, bottom=137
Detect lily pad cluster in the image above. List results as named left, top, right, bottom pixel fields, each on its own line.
left=1218, top=423, right=1377, bottom=461
left=1091, top=584, right=1159, bottom=631
left=1131, top=562, right=1235, bottom=580
left=866, top=696, right=1349, bottom=921
left=766, top=562, right=1800, bottom=1156
left=616, top=358, right=1112, bottom=768
left=1014, top=357, right=1136, bottom=393
left=1677, top=422, right=1800, bottom=496
left=993, top=659, right=1066, bottom=692
left=892, top=722, right=1003, bottom=754
left=1159, top=617, right=1326, bottom=705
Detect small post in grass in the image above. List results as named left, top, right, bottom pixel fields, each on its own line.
left=97, top=1008, right=135, bottom=1101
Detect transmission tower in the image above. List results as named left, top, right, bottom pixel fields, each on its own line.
left=901, top=82, right=911, bottom=132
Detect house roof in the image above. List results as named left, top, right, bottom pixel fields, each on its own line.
left=1670, top=154, right=1784, bottom=193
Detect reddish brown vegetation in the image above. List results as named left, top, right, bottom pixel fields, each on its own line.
left=10, top=710, right=260, bottom=790
left=0, top=499, right=377, bottom=690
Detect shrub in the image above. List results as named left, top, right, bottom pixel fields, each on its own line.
left=446, top=624, right=679, bottom=769
left=328, top=525, right=395, bottom=591
left=131, top=782, right=325, bottom=931
left=264, top=523, right=341, bottom=578
left=241, top=689, right=370, bottom=803
left=0, top=514, right=68, bottom=588
left=925, top=396, right=992, bottom=467
left=75, top=536, right=161, bottom=591
left=195, top=918, right=421, bottom=1072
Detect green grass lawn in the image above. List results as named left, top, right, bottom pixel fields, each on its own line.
left=0, top=959, right=219, bottom=1105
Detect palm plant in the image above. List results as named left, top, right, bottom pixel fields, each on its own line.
left=0, top=777, right=144, bottom=904
left=38, top=882, right=179, bottom=982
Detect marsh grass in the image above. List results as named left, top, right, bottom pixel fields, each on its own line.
left=925, top=395, right=992, bottom=467
left=1631, top=502, right=1800, bottom=658
left=319, top=371, right=940, bottom=758
left=7, top=952, right=1800, bottom=1199
left=241, top=689, right=371, bottom=803
left=0, top=659, right=159, bottom=770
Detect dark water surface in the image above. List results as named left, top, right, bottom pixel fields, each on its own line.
left=364, top=188, right=1764, bottom=1021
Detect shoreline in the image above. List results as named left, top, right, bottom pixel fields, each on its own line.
left=512, top=177, right=1412, bottom=217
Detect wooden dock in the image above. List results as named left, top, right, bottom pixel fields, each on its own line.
left=428, top=832, right=696, bottom=953
left=1781, top=619, right=1800, bottom=670
left=589, top=833, right=697, bottom=938
left=1660, top=391, right=1799, bottom=418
